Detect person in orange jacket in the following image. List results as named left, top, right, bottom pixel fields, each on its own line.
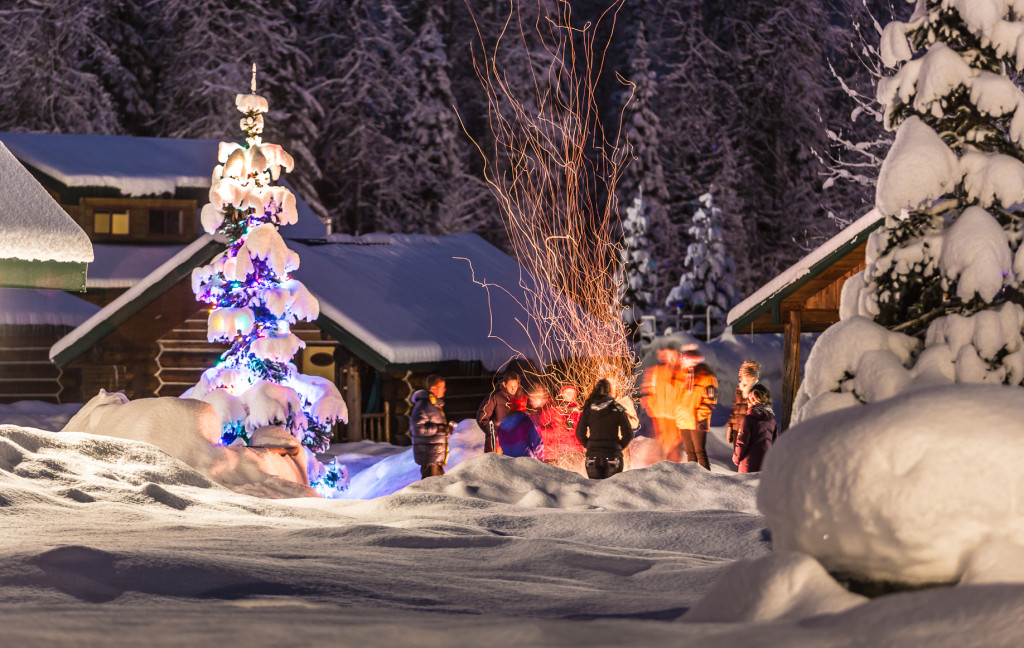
left=640, top=345, right=683, bottom=460
left=673, top=345, right=719, bottom=469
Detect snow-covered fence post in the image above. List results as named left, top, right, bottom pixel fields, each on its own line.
left=184, top=66, right=348, bottom=494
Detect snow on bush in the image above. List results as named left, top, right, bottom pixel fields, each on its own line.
left=760, top=384, right=1024, bottom=587
left=793, top=316, right=918, bottom=424
left=62, top=390, right=315, bottom=498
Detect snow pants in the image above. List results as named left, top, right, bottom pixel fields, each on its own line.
left=585, top=452, right=623, bottom=480
left=679, top=426, right=709, bottom=470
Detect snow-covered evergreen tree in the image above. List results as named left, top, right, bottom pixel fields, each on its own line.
left=796, top=0, right=1024, bottom=423
left=185, top=73, right=347, bottom=486
left=665, top=191, right=738, bottom=337
left=618, top=191, right=655, bottom=317
left=304, top=0, right=411, bottom=234
left=388, top=5, right=490, bottom=234
left=0, top=0, right=126, bottom=134
left=150, top=0, right=326, bottom=222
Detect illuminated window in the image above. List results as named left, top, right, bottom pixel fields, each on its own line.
left=94, top=212, right=111, bottom=234
left=111, top=212, right=130, bottom=235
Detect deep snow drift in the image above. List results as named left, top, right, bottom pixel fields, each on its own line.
left=3, top=383, right=1024, bottom=646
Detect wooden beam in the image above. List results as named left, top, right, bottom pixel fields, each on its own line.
left=782, top=309, right=802, bottom=431
left=345, top=361, right=362, bottom=442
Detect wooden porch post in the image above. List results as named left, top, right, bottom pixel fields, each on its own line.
left=345, top=362, right=363, bottom=442
left=782, top=309, right=801, bottom=431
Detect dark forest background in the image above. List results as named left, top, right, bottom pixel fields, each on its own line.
left=0, top=0, right=910, bottom=304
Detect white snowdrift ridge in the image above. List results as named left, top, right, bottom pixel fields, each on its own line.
left=61, top=390, right=315, bottom=498
left=760, top=383, right=1024, bottom=586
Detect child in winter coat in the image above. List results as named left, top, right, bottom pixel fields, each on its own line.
left=732, top=383, right=779, bottom=473
left=528, top=387, right=562, bottom=463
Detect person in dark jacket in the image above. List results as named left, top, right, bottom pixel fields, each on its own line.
left=477, top=369, right=528, bottom=453
left=732, top=383, right=779, bottom=474
left=410, top=374, right=453, bottom=479
left=575, top=379, right=634, bottom=479
left=726, top=360, right=762, bottom=445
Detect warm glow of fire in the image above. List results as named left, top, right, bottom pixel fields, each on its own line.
left=464, top=0, right=638, bottom=401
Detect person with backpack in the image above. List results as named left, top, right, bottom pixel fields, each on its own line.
left=575, top=379, right=634, bottom=479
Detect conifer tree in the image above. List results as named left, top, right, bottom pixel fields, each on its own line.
left=861, top=0, right=1024, bottom=376
left=618, top=191, right=655, bottom=316
left=187, top=70, right=347, bottom=469
left=665, top=191, right=737, bottom=338
left=797, top=0, right=1024, bottom=423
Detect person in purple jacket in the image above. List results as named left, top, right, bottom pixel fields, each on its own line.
left=732, top=383, right=779, bottom=473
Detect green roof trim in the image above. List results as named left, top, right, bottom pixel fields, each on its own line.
left=730, top=217, right=884, bottom=332
left=0, top=259, right=88, bottom=292
left=51, top=238, right=224, bottom=368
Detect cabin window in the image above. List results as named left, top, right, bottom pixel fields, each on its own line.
left=94, top=211, right=128, bottom=235
left=111, top=212, right=130, bottom=235
left=149, top=208, right=184, bottom=235
left=94, top=211, right=110, bottom=234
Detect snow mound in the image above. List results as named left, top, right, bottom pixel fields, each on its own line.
left=0, top=424, right=217, bottom=510
left=684, top=551, right=866, bottom=622
left=405, top=453, right=760, bottom=513
left=759, top=384, right=1024, bottom=586
left=61, top=391, right=316, bottom=499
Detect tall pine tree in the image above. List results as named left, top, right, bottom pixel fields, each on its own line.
left=666, top=191, right=737, bottom=338
left=796, top=0, right=1024, bottom=423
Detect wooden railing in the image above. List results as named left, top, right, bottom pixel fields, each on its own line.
left=361, top=402, right=390, bottom=443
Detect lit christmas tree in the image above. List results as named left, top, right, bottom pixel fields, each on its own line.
left=665, top=190, right=737, bottom=337
left=185, top=66, right=347, bottom=490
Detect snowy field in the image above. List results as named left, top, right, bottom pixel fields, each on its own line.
left=3, top=384, right=1024, bottom=647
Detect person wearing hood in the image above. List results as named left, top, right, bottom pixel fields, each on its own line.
left=575, top=379, right=634, bottom=479
left=732, top=383, right=779, bottom=473
left=673, top=345, right=719, bottom=469
left=410, top=374, right=453, bottom=479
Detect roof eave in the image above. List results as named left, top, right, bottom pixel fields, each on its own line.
left=728, top=218, right=884, bottom=332
left=51, top=237, right=223, bottom=368
left=0, top=259, right=89, bottom=292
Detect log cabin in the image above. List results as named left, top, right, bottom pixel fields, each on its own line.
left=726, top=209, right=885, bottom=429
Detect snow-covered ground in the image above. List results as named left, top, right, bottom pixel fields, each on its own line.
left=0, top=333, right=1019, bottom=642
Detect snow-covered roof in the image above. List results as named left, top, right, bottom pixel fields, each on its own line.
left=0, top=288, right=99, bottom=327
left=88, top=244, right=186, bottom=289
left=727, top=209, right=884, bottom=330
left=0, top=140, right=93, bottom=265
left=293, top=233, right=541, bottom=370
left=0, top=132, right=326, bottom=239
left=51, top=232, right=548, bottom=372
left=0, top=131, right=213, bottom=197
left=50, top=235, right=225, bottom=366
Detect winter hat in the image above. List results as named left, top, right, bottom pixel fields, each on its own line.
left=679, top=344, right=704, bottom=361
